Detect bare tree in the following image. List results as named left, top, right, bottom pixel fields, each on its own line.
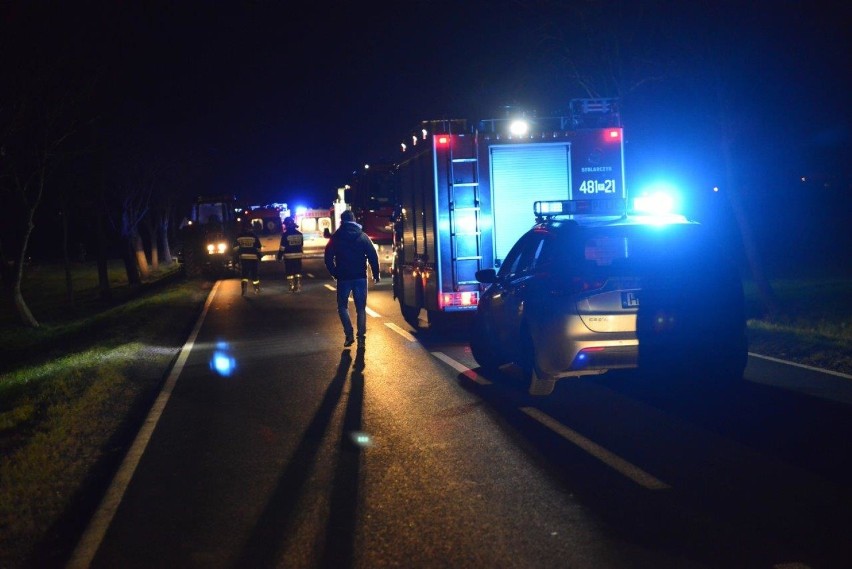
left=0, top=77, right=82, bottom=327
left=536, top=0, right=676, bottom=100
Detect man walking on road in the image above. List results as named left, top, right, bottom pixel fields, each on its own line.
left=324, top=210, right=380, bottom=347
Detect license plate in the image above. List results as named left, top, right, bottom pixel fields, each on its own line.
left=621, top=291, right=639, bottom=308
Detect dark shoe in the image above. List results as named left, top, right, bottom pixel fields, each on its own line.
left=344, top=337, right=355, bottom=347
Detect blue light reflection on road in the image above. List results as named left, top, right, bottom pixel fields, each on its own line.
left=209, top=341, right=237, bottom=377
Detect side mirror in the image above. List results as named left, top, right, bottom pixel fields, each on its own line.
left=475, top=268, right=497, bottom=283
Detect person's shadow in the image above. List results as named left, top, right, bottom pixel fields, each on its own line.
left=235, top=347, right=364, bottom=568
left=320, top=343, right=366, bottom=568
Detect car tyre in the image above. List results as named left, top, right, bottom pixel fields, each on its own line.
left=520, top=327, right=556, bottom=396
left=470, top=313, right=506, bottom=372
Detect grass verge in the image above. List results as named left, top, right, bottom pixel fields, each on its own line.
left=743, top=277, right=852, bottom=375
left=0, top=261, right=212, bottom=568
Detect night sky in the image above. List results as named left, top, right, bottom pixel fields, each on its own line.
left=2, top=1, right=849, bottom=271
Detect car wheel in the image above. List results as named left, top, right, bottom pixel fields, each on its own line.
left=520, top=328, right=556, bottom=396
left=469, top=313, right=506, bottom=372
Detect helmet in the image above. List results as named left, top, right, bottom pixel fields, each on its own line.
left=284, top=216, right=296, bottom=227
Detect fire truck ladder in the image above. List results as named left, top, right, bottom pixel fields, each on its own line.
left=447, top=132, right=482, bottom=288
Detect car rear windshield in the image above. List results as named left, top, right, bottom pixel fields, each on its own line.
left=551, top=223, right=732, bottom=277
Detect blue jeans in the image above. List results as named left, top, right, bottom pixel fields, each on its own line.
left=336, top=278, right=368, bottom=339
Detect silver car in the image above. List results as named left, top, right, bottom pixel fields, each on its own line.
left=470, top=202, right=747, bottom=396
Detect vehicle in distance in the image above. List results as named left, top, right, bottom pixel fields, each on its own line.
left=469, top=199, right=748, bottom=396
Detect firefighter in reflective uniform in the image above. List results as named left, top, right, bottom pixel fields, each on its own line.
left=234, top=224, right=263, bottom=295
left=278, top=216, right=304, bottom=292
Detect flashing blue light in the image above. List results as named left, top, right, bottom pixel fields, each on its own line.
left=210, top=341, right=236, bottom=376
left=633, top=182, right=679, bottom=215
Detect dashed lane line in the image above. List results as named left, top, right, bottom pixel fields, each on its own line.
left=426, top=351, right=667, bottom=489
left=385, top=322, right=416, bottom=342
left=520, top=406, right=671, bottom=490
left=431, top=351, right=492, bottom=385
left=321, top=285, right=381, bottom=318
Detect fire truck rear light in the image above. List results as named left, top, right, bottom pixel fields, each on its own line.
left=605, top=129, right=622, bottom=142
left=437, top=136, right=450, bottom=144
left=441, top=291, right=479, bottom=308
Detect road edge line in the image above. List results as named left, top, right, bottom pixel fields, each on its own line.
left=66, top=280, right=221, bottom=569
left=749, top=352, right=852, bottom=380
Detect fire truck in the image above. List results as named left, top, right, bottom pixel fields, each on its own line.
left=348, top=163, right=397, bottom=276
left=392, top=98, right=626, bottom=328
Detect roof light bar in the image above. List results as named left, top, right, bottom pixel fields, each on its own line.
left=534, top=199, right=627, bottom=219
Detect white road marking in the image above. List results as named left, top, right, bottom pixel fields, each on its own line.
left=67, top=281, right=221, bottom=569
left=385, top=322, right=416, bottom=342
left=520, top=406, right=671, bottom=491
left=431, top=351, right=492, bottom=385
left=324, top=286, right=380, bottom=318
left=749, top=351, right=852, bottom=380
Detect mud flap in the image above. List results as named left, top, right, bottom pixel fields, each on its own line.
left=528, top=368, right=556, bottom=396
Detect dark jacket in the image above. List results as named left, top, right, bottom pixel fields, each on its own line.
left=324, top=221, right=380, bottom=280
left=277, top=227, right=304, bottom=260
left=234, top=230, right=262, bottom=261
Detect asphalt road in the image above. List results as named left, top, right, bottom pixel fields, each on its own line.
left=68, top=259, right=852, bottom=569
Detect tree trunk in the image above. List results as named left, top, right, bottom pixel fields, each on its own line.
left=721, top=138, right=780, bottom=319
left=0, top=238, right=12, bottom=289
left=61, top=208, right=74, bottom=305
left=13, top=221, right=39, bottom=328
left=146, top=220, right=160, bottom=271
left=123, top=238, right=141, bottom=285
left=159, top=214, right=174, bottom=265
left=132, top=229, right=150, bottom=279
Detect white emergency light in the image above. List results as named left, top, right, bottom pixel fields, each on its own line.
left=509, top=120, right=529, bottom=136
